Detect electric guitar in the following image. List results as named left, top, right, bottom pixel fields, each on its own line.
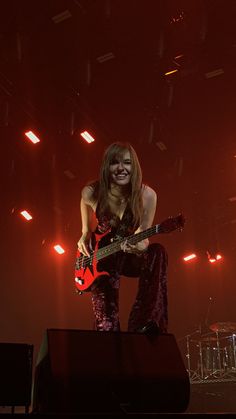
left=74, top=214, right=185, bottom=293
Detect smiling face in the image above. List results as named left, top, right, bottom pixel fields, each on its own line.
left=109, top=150, right=132, bottom=187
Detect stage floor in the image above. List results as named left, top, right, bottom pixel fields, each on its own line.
left=0, top=380, right=236, bottom=415
left=186, top=379, right=236, bottom=414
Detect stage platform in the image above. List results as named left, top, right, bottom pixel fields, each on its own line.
left=1, top=380, right=236, bottom=415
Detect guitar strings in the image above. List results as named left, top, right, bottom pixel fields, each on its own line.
left=75, top=216, right=182, bottom=270
left=75, top=225, right=159, bottom=270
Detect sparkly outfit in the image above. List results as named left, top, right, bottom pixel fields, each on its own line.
left=90, top=204, right=168, bottom=333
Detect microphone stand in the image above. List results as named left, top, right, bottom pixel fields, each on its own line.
left=204, top=297, right=213, bottom=331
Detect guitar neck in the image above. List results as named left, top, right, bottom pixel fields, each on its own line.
left=96, top=224, right=159, bottom=261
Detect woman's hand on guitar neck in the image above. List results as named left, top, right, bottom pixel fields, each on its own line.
left=77, top=232, right=92, bottom=257
left=120, top=238, right=149, bottom=256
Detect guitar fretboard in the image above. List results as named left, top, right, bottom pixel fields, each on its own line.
left=76, top=224, right=159, bottom=269
left=75, top=214, right=184, bottom=270
left=97, top=224, right=159, bottom=260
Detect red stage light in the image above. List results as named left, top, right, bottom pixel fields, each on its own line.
left=165, top=69, right=178, bottom=76
left=183, top=253, right=197, bottom=262
left=80, top=131, right=95, bottom=143
left=20, top=210, right=33, bottom=221
left=54, top=244, right=65, bottom=254
left=207, top=251, right=223, bottom=263
left=24, top=131, right=40, bottom=144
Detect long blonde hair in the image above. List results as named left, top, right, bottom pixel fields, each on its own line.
left=91, top=142, right=143, bottom=227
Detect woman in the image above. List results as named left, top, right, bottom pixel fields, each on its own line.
left=77, top=142, right=168, bottom=333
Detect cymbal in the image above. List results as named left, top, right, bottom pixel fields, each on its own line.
left=191, top=333, right=218, bottom=343
left=200, top=335, right=218, bottom=342
left=192, top=337, right=218, bottom=343
left=210, top=322, right=236, bottom=333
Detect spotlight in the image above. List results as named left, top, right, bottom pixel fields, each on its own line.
left=183, top=253, right=197, bottom=262
left=20, top=210, right=33, bottom=221
left=24, top=131, right=40, bottom=144
left=54, top=244, right=65, bottom=255
left=206, top=251, right=223, bottom=263
left=80, top=131, right=95, bottom=143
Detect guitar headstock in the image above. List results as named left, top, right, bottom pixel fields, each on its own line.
left=158, top=214, right=185, bottom=234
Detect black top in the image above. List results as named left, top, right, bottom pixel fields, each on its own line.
left=95, top=202, right=136, bottom=239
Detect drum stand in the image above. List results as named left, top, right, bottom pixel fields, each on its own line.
left=232, top=334, right=236, bottom=371
left=197, top=340, right=204, bottom=379
left=207, top=321, right=236, bottom=380
left=222, top=333, right=236, bottom=379
left=201, top=332, right=236, bottom=380
left=183, top=323, right=236, bottom=383
left=202, top=331, right=223, bottom=380
left=185, top=332, right=202, bottom=381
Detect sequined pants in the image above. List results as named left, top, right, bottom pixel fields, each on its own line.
left=91, top=243, right=168, bottom=333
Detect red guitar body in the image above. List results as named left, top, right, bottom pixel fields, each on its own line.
left=75, top=229, right=111, bottom=292
left=74, top=214, right=185, bottom=293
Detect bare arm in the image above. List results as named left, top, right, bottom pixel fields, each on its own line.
left=135, top=185, right=157, bottom=234
left=77, top=185, right=96, bottom=256
left=122, top=185, right=157, bottom=255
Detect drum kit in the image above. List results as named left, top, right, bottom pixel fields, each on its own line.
left=184, top=322, right=236, bottom=382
